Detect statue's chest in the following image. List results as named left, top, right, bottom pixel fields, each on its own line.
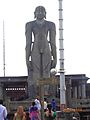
left=32, top=23, right=49, bottom=34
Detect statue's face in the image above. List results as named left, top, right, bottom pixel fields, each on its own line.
left=35, top=6, right=46, bottom=20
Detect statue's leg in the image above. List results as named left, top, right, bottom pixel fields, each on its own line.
left=27, top=69, right=37, bottom=99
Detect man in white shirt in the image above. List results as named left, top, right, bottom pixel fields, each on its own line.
left=0, top=99, right=7, bottom=120
left=34, top=97, right=41, bottom=119
left=44, top=98, right=47, bottom=112
left=35, top=98, right=41, bottom=111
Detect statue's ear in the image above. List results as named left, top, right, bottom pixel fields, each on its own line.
left=34, top=12, right=36, bottom=18
left=45, top=15, right=46, bottom=19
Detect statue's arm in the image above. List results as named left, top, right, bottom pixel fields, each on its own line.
left=49, top=22, right=57, bottom=68
left=25, top=22, right=32, bottom=67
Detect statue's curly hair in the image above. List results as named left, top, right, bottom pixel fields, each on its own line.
left=34, top=6, right=46, bottom=19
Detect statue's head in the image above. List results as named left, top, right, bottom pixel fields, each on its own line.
left=34, top=6, right=46, bottom=19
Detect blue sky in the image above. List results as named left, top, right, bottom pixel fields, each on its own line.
left=0, top=0, right=90, bottom=83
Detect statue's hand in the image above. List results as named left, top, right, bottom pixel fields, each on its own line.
left=51, top=60, right=56, bottom=69
left=26, top=61, right=33, bottom=70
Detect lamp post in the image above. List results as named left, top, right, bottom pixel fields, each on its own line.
left=58, top=0, right=66, bottom=110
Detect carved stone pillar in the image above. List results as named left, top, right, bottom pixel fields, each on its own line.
left=78, top=84, right=81, bottom=99
left=66, top=79, right=72, bottom=107
left=74, top=86, right=77, bottom=99
left=0, top=83, right=3, bottom=99
left=81, top=80, right=86, bottom=98
left=72, top=86, right=77, bottom=99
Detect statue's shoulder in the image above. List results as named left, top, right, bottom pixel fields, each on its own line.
left=45, top=20, right=55, bottom=25
left=25, top=20, right=36, bottom=27
left=45, top=20, right=56, bottom=29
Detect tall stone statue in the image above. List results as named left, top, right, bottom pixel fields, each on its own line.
left=25, top=6, right=57, bottom=98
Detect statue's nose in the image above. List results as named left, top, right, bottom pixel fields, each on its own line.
left=39, top=12, right=42, bottom=14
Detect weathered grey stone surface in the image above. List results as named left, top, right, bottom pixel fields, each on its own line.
left=0, top=83, right=3, bottom=99
left=25, top=6, right=57, bottom=98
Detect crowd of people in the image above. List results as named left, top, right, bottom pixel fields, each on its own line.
left=0, top=98, right=57, bottom=120
left=29, top=97, right=56, bottom=120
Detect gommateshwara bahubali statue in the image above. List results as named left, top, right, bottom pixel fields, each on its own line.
left=25, top=6, right=57, bottom=98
